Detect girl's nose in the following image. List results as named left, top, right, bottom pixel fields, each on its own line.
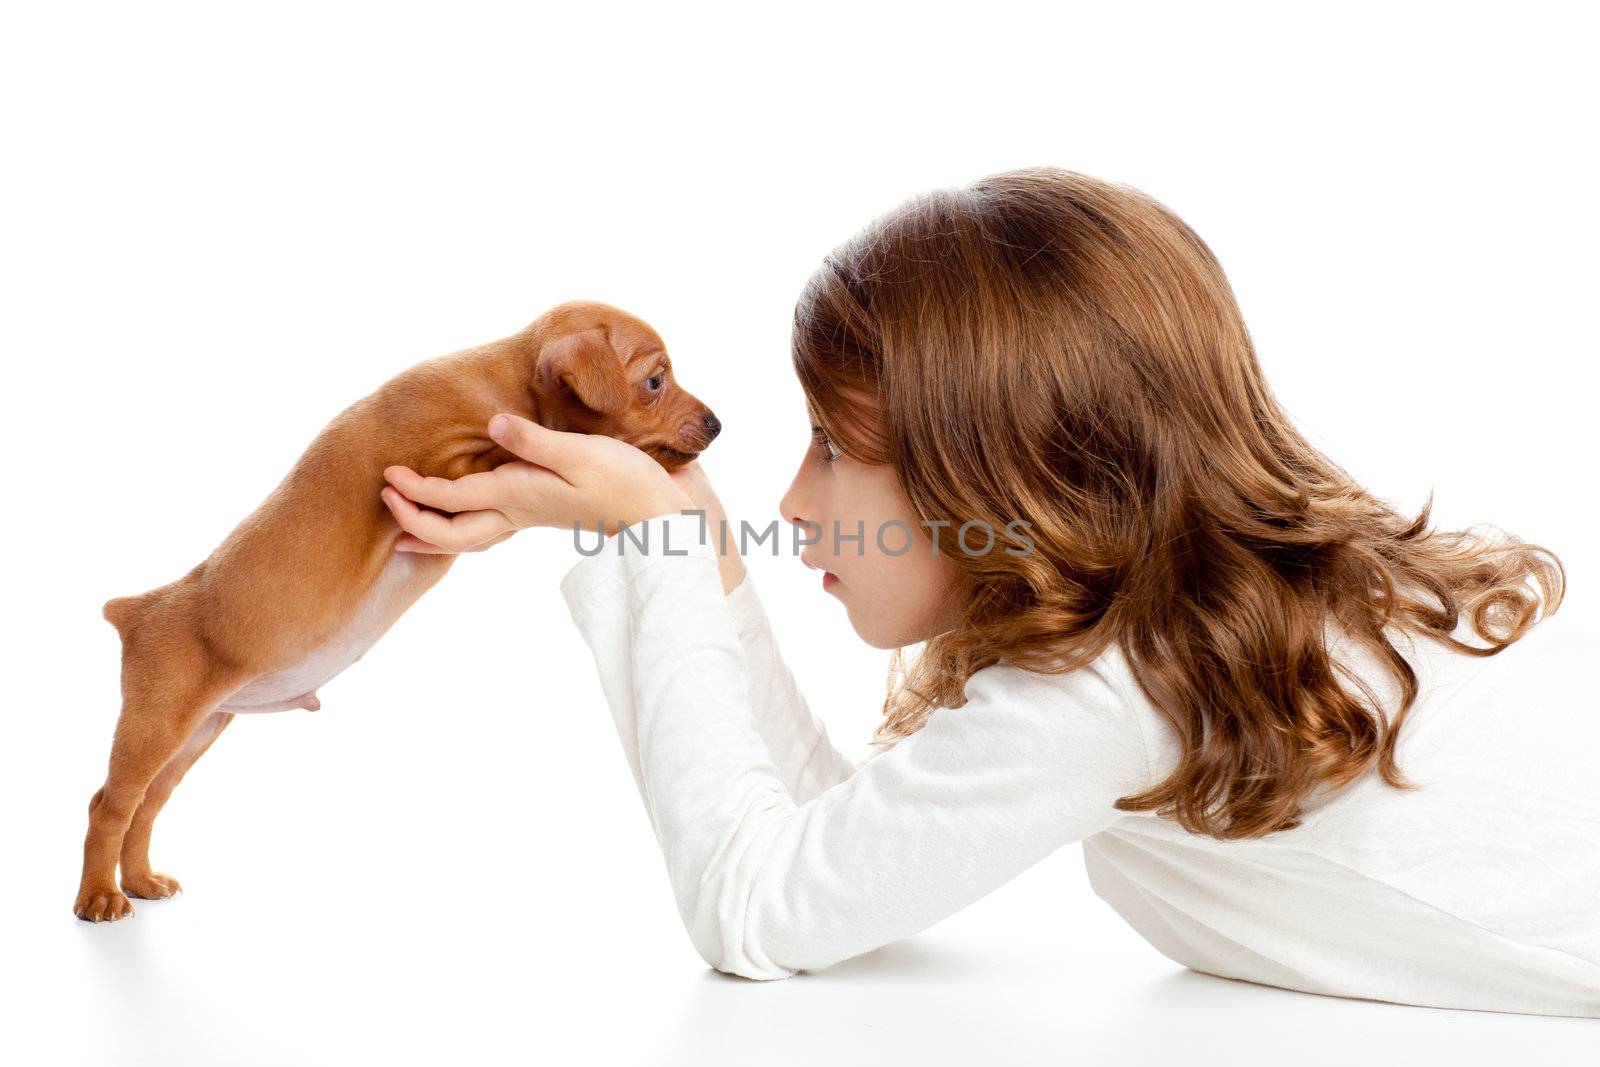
left=779, top=451, right=817, bottom=534
left=779, top=490, right=807, bottom=532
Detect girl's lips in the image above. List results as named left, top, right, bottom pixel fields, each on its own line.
left=802, top=555, right=840, bottom=590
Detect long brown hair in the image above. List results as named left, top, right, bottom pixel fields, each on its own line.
left=791, top=166, right=1565, bottom=840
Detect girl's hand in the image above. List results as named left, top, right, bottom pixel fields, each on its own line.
left=665, top=458, right=721, bottom=520
left=379, top=413, right=694, bottom=554
left=664, top=457, right=749, bottom=595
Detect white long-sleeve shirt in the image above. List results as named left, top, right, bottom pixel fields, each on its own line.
left=558, top=509, right=1600, bottom=1018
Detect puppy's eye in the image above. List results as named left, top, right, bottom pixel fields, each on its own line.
left=645, top=375, right=664, bottom=392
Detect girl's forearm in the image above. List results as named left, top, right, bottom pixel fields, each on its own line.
left=702, top=515, right=748, bottom=595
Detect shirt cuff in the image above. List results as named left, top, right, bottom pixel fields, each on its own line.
left=560, top=509, right=715, bottom=624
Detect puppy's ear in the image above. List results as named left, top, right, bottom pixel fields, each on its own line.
left=537, top=327, right=631, bottom=414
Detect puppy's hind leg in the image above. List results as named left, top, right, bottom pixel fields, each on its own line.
left=118, top=709, right=235, bottom=901
left=75, top=647, right=248, bottom=923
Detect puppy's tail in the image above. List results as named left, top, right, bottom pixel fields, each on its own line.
left=102, top=595, right=142, bottom=639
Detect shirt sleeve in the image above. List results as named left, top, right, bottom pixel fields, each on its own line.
left=558, top=509, right=1153, bottom=981
left=721, top=565, right=861, bottom=802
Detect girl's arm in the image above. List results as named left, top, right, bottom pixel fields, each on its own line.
left=663, top=463, right=861, bottom=802
left=559, top=510, right=1152, bottom=981
left=721, top=567, right=861, bottom=803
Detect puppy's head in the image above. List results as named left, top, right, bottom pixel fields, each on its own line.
left=526, top=301, right=721, bottom=470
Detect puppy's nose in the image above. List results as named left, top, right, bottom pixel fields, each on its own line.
left=703, top=413, right=722, bottom=441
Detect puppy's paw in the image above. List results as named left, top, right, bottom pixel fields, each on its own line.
left=121, top=871, right=183, bottom=900
left=73, top=887, right=134, bottom=922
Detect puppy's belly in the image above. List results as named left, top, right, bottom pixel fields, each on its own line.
left=217, top=552, right=436, bottom=714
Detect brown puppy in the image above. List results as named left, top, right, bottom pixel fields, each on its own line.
left=76, top=300, right=720, bottom=922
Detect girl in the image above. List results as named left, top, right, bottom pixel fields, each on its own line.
left=377, top=167, right=1598, bottom=1018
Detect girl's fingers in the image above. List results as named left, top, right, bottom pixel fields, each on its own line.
left=382, top=465, right=507, bottom=513
left=486, top=413, right=589, bottom=481
left=394, top=528, right=514, bottom=554
left=470, top=529, right=518, bottom=552
left=381, top=486, right=509, bottom=552
left=394, top=532, right=451, bottom=554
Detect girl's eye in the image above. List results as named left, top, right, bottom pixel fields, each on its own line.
left=810, top=425, right=843, bottom=464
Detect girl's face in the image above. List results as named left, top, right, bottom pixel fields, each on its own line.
left=777, top=411, right=969, bottom=649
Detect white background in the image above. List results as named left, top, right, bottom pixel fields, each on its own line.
left=4, top=1, right=1597, bottom=1064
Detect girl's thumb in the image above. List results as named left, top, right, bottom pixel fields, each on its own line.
left=489, top=412, right=573, bottom=468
